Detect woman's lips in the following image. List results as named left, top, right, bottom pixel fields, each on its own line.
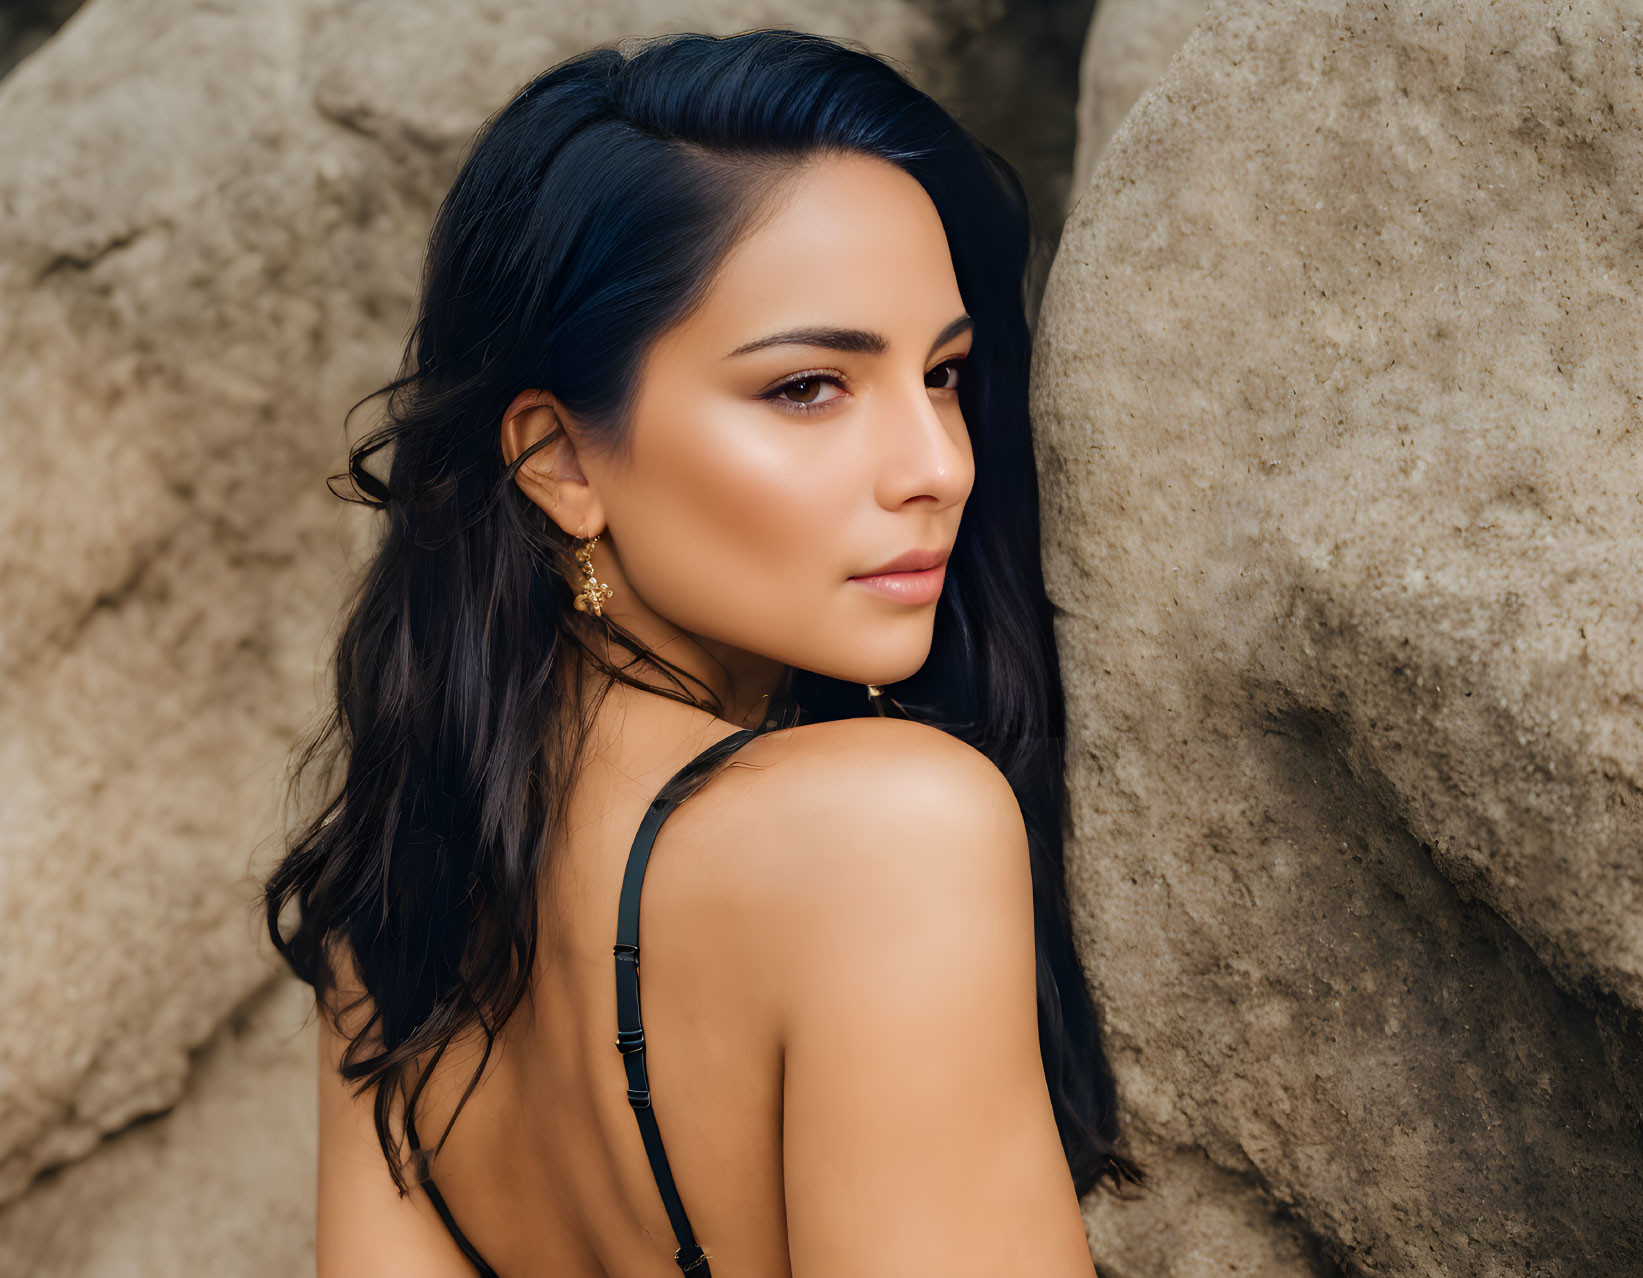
left=848, top=562, right=947, bottom=605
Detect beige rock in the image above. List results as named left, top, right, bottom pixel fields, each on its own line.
left=0, top=1, right=85, bottom=83
left=0, top=0, right=964, bottom=1211
left=1041, top=0, right=1643, bottom=1272
left=1070, top=0, right=1211, bottom=204
left=0, top=976, right=317, bottom=1278
left=1083, top=1140, right=1335, bottom=1278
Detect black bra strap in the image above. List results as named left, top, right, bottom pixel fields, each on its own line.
left=404, top=1106, right=501, bottom=1278
left=614, top=724, right=769, bottom=1276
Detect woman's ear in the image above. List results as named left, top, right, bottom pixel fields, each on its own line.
left=500, top=389, right=606, bottom=539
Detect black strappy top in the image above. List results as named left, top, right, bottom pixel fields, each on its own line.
left=404, top=697, right=800, bottom=1278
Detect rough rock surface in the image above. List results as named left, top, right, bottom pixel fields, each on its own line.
left=1043, top=1, right=1643, bottom=1273
left=1071, top=0, right=1210, bottom=200
left=0, top=0, right=1007, bottom=1218
left=0, top=976, right=317, bottom=1278
left=0, top=0, right=84, bottom=82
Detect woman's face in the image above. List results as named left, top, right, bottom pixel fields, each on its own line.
left=511, top=150, right=975, bottom=703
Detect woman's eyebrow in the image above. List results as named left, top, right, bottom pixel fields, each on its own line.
left=723, top=313, right=973, bottom=360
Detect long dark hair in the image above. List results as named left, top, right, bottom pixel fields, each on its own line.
left=260, top=26, right=1144, bottom=1202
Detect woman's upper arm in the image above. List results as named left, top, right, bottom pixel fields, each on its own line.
left=314, top=949, right=474, bottom=1278
left=770, top=722, right=1098, bottom=1277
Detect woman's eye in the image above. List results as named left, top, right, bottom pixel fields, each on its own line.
left=767, top=374, right=846, bottom=414
left=763, top=356, right=966, bottom=417
left=927, top=355, right=966, bottom=391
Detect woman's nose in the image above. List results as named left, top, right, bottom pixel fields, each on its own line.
left=873, top=374, right=974, bottom=510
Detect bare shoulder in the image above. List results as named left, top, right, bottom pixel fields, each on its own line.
left=713, top=720, right=1094, bottom=1273
left=656, top=715, right=1030, bottom=1042
left=672, top=714, right=1031, bottom=1007
left=726, top=714, right=1027, bottom=888
left=709, top=714, right=1034, bottom=1000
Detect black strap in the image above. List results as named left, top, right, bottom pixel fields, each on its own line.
left=405, top=1106, right=502, bottom=1278
left=615, top=720, right=780, bottom=1275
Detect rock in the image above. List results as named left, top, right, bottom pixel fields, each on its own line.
left=0, top=976, right=318, bottom=1278
left=1040, top=0, right=1643, bottom=1272
left=0, top=0, right=84, bottom=82
left=1083, top=1140, right=1336, bottom=1278
left=1071, top=0, right=1211, bottom=201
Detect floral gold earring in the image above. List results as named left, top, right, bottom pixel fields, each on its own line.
left=572, top=533, right=613, bottom=616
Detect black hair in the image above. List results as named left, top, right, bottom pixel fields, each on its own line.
left=260, top=26, right=1144, bottom=1203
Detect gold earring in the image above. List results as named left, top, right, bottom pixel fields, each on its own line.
left=572, top=533, right=613, bottom=616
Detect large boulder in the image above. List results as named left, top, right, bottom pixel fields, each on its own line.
left=1042, top=0, right=1643, bottom=1272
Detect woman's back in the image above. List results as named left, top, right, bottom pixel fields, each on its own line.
left=395, top=695, right=799, bottom=1277
left=318, top=698, right=1098, bottom=1277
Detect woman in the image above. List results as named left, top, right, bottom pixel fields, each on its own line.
left=262, top=26, right=1142, bottom=1277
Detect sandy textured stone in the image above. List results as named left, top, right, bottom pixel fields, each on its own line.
left=1041, top=0, right=1643, bottom=1272
left=0, top=0, right=972, bottom=1209
left=0, top=1, right=84, bottom=82
left=1070, top=0, right=1210, bottom=200
left=1083, top=1139, right=1336, bottom=1278
left=0, top=976, right=317, bottom=1278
